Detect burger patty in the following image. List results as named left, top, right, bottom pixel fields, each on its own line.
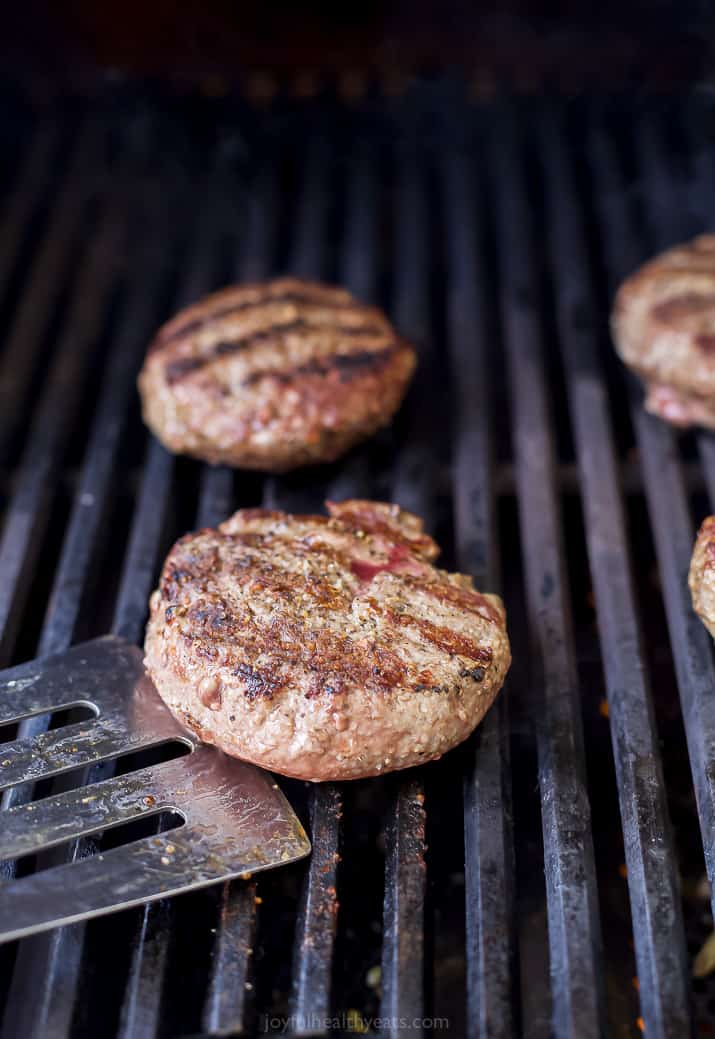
left=144, top=500, right=511, bottom=781
left=138, top=278, right=417, bottom=471
left=689, top=516, right=715, bottom=639
left=611, top=234, right=715, bottom=430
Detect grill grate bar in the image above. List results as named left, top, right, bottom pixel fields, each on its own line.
left=0, top=122, right=60, bottom=315
left=492, top=112, right=605, bottom=1038
left=590, top=123, right=715, bottom=927
left=117, top=901, right=172, bottom=1039
left=112, top=441, right=174, bottom=645
left=290, top=784, right=342, bottom=1035
left=0, top=120, right=104, bottom=468
left=443, top=147, right=516, bottom=1038
left=381, top=777, right=427, bottom=1037
left=636, top=113, right=697, bottom=250
left=289, top=136, right=332, bottom=282
left=341, top=141, right=380, bottom=303
left=202, top=883, right=257, bottom=1037
left=196, top=468, right=234, bottom=531
left=318, top=136, right=380, bottom=505
left=698, top=429, right=715, bottom=508
left=380, top=145, right=431, bottom=1039
left=390, top=151, right=435, bottom=521
left=540, top=108, right=691, bottom=1038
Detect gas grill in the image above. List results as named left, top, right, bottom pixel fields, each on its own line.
left=0, top=85, right=714, bottom=1038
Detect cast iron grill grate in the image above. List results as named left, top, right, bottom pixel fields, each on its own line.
left=0, top=86, right=713, bottom=1038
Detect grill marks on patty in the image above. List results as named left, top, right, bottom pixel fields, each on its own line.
left=240, top=344, right=402, bottom=387
left=164, top=319, right=395, bottom=384
left=158, top=507, right=501, bottom=702
left=395, top=571, right=504, bottom=625
left=363, top=598, right=494, bottom=665
left=151, top=277, right=400, bottom=387
left=154, top=281, right=357, bottom=348
left=652, top=289, right=715, bottom=356
left=651, top=291, right=715, bottom=324
left=219, top=504, right=440, bottom=565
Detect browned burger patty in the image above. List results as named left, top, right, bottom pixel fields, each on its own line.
left=612, top=234, right=715, bottom=429
left=138, top=278, right=417, bottom=471
left=144, top=500, right=511, bottom=781
left=689, top=516, right=715, bottom=639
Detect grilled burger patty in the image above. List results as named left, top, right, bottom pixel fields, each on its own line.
left=612, top=234, right=715, bottom=430
left=690, top=516, right=715, bottom=639
left=138, top=278, right=417, bottom=471
left=144, top=500, right=511, bottom=781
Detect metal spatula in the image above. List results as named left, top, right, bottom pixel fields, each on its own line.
left=0, top=635, right=310, bottom=942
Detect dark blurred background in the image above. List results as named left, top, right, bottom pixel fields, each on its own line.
left=2, top=0, right=714, bottom=100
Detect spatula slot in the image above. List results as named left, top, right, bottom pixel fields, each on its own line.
left=99, top=809, right=186, bottom=853
left=0, top=702, right=98, bottom=743
left=0, top=722, right=194, bottom=792
left=28, top=736, right=193, bottom=804
left=110, top=738, right=192, bottom=777
left=9, top=810, right=187, bottom=877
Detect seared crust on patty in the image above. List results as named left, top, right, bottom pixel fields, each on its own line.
left=138, top=278, right=417, bottom=471
left=144, top=499, right=511, bottom=781
left=612, top=234, right=715, bottom=430
left=689, top=516, right=715, bottom=639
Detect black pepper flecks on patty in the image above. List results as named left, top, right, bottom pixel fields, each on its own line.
left=144, top=499, right=511, bottom=781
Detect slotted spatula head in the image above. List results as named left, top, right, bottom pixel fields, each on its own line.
left=0, top=635, right=310, bottom=942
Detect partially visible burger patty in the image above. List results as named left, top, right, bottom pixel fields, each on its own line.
left=689, top=515, right=715, bottom=639
left=138, top=278, right=417, bottom=471
left=612, top=234, right=715, bottom=429
left=144, top=500, right=511, bottom=781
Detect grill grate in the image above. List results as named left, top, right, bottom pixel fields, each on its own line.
left=541, top=111, right=690, bottom=1037
left=0, top=88, right=714, bottom=1038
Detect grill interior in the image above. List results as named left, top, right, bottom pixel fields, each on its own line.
left=0, top=85, right=715, bottom=1038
